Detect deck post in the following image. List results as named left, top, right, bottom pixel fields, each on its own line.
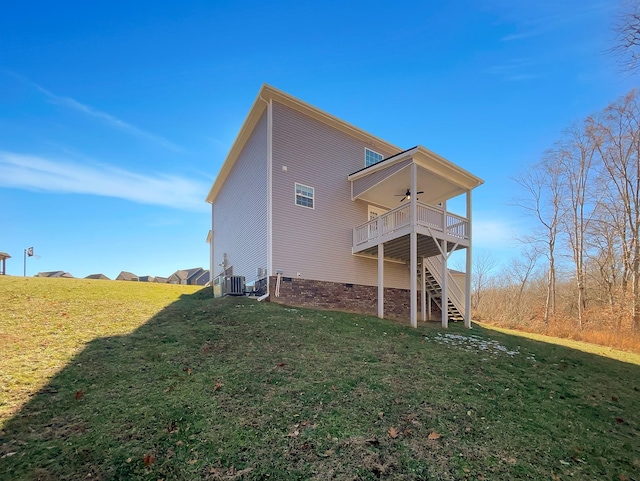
left=428, top=291, right=432, bottom=320
left=410, top=162, right=418, bottom=328
left=441, top=240, right=449, bottom=328
left=465, top=189, right=472, bottom=328
left=421, top=257, right=426, bottom=321
left=378, top=242, right=384, bottom=319
left=410, top=232, right=417, bottom=328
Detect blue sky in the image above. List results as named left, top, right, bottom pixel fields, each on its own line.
left=0, top=0, right=635, bottom=278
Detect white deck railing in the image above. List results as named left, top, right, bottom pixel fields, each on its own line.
left=353, top=204, right=410, bottom=246
left=353, top=201, right=469, bottom=247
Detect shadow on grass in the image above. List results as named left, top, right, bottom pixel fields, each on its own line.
left=1, top=288, right=640, bottom=481
left=0, top=287, right=237, bottom=480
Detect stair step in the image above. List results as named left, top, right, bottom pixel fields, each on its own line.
left=418, top=264, right=465, bottom=320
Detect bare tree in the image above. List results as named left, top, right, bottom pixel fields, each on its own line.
left=586, top=214, right=621, bottom=315
left=507, top=246, right=540, bottom=303
left=613, top=1, right=640, bottom=73
left=557, top=122, right=599, bottom=328
left=471, top=252, right=498, bottom=311
left=592, top=90, right=640, bottom=330
left=509, top=88, right=640, bottom=333
left=512, top=155, right=565, bottom=324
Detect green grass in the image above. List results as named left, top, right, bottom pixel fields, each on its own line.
left=1, top=277, right=639, bottom=480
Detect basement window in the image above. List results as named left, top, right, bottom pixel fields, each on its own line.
left=295, top=183, right=314, bottom=209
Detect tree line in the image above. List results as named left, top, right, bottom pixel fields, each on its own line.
left=475, top=90, right=640, bottom=334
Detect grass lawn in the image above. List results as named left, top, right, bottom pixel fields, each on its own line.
left=1, top=277, right=639, bottom=480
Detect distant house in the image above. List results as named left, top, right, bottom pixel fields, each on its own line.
left=194, top=270, right=210, bottom=286
left=84, top=273, right=110, bottom=280
left=153, top=276, right=168, bottom=283
left=0, top=252, right=10, bottom=275
left=116, top=271, right=137, bottom=281
left=168, top=267, right=209, bottom=285
left=133, top=275, right=154, bottom=282
left=35, top=271, right=74, bottom=278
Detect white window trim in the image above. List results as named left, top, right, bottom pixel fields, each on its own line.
left=295, top=182, right=315, bottom=209
left=364, top=147, right=383, bottom=167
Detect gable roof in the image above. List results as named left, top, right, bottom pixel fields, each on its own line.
left=85, top=273, right=110, bottom=280
left=348, top=145, right=483, bottom=186
left=348, top=145, right=484, bottom=203
left=205, top=84, right=401, bottom=205
left=36, top=271, right=73, bottom=278
left=194, top=270, right=210, bottom=284
left=168, top=267, right=204, bottom=282
left=116, top=271, right=137, bottom=281
left=133, top=275, right=154, bottom=282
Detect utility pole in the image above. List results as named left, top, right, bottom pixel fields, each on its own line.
left=24, top=246, right=33, bottom=277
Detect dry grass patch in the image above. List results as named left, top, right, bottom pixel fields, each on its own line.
left=477, top=322, right=640, bottom=365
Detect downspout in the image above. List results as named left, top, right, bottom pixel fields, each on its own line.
left=275, top=272, right=282, bottom=298
left=208, top=229, right=214, bottom=288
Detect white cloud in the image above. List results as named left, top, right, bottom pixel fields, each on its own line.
left=506, top=74, right=541, bottom=82
left=500, top=31, right=540, bottom=42
left=20, top=76, right=183, bottom=153
left=0, top=151, right=209, bottom=212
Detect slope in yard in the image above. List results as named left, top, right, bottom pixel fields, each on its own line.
left=0, top=277, right=639, bottom=480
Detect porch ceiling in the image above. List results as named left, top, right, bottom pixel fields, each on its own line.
left=349, top=146, right=484, bottom=210
left=355, top=165, right=466, bottom=209
left=357, top=233, right=464, bottom=263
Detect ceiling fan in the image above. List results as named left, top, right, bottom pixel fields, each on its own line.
left=395, top=189, right=424, bottom=202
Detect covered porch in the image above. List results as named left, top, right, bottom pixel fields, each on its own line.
left=348, top=146, right=484, bottom=328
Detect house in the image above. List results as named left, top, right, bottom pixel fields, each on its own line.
left=84, top=273, right=110, bottom=280
left=167, top=267, right=209, bottom=285
left=0, top=252, right=10, bottom=275
left=206, top=85, right=483, bottom=328
left=35, top=271, right=74, bottom=278
left=132, top=275, right=154, bottom=282
left=116, top=271, right=137, bottom=281
left=194, top=269, right=210, bottom=286
left=153, top=276, right=168, bottom=283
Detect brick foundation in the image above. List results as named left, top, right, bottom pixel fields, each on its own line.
left=267, top=276, right=441, bottom=322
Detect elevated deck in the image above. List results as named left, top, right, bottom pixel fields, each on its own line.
left=353, top=201, right=469, bottom=261
left=347, top=145, right=483, bottom=328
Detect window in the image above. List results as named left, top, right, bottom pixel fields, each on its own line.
left=365, top=148, right=383, bottom=167
left=295, top=183, right=314, bottom=208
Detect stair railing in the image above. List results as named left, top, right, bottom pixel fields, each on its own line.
left=423, top=256, right=465, bottom=317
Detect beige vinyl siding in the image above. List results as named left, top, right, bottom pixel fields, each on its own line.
left=212, top=111, right=267, bottom=284
left=271, top=102, right=410, bottom=289
left=352, top=158, right=413, bottom=198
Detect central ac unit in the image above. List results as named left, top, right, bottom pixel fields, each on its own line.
left=224, top=276, right=246, bottom=296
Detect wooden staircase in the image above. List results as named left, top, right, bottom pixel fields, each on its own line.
left=419, top=256, right=465, bottom=322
